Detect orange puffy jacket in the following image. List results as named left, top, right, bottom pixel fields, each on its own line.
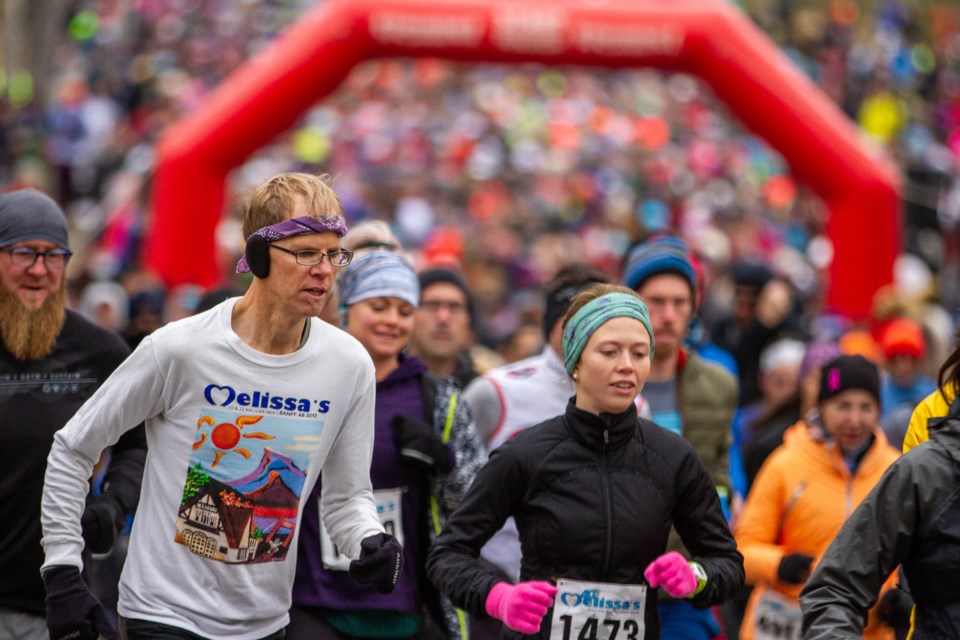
left=735, top=420, right=900, bottom=640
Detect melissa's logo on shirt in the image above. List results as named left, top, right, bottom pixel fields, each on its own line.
left=559, top=589, right=642, bottom=611
left=203, top=384, right=330, bottom=413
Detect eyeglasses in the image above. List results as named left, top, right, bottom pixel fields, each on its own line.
left=5, top=247, right=73, bottom=270
left=268, top=244, right=354, bottom=267
left=419, top=300, right=468, bottom=315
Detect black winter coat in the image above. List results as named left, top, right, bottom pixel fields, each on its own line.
left=426, top=401, right=744, bottom=638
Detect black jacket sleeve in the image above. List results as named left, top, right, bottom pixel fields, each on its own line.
left=426, top=442, right=526, bottom=618
left=672, top=443, right=745, bottom=608
left=800, top=452, right=923, bottom=639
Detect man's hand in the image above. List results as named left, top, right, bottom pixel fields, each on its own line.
left=348, top=533, right=403, bottom=594
left=43, top=565, right=116, bottom=640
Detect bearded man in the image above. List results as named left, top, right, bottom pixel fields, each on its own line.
left=0, top=189, right=146, bottom=640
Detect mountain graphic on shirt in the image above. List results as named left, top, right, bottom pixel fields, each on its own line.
left=228, top=448, right=306, bottom=498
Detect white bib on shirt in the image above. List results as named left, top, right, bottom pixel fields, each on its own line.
left=753, top=588, right=802, bottom=640
left=319, top=487, right=404, bottom=571
left=550, top=579, right=646, bottom=640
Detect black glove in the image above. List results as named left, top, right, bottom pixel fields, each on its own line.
left=878, top=587, right=914, bottom=634
left=348, top=533, right=404, bottom=594
left=81, top=494, right=126, bottom=555
left=392, top=415, right=454, bottom=474
left=776, top=553, right=814, bottom=585
left=42, top=565, right=117, bottom=640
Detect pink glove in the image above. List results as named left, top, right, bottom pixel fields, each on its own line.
left=644, top=551, right=698, bottom=598
left=485, top=581, right=558, bottom=634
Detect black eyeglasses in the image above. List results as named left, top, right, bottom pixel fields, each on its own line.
left=5, top=247, right=73, bottom=270
left=419, top=300, right=468, bottom=315
left=268, top=245, right=354, bottom=267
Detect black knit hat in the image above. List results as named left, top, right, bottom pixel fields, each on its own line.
left=418, top=267, right=476, bottom=328
left=817, top=354, right=880, bottom=406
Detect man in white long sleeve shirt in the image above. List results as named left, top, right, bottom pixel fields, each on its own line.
left=40, top=173, right=398, bottom=640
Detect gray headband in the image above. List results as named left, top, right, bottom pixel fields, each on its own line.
left=339, top=250, right=419, bottom=308
left=0, top=189, right=70, bottom=250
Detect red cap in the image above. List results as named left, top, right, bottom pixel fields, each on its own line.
left=880, top=318, right=926, bottom=360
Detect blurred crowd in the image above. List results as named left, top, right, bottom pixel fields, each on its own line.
left=0, top=0, right=959, bottom=366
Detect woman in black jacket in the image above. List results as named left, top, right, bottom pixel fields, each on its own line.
left=427, top=284, right=744, bottom=639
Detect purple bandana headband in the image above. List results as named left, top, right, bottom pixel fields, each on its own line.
left=236, top=215, right=348, bottom=273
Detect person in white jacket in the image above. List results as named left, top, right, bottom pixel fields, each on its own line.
left=40, top=173, right=398, bottom=640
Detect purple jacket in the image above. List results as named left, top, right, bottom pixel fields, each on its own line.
left=292, top=355, right=430, bottom=613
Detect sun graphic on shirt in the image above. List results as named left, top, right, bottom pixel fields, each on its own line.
left=194, top=415, right=275, bottom=468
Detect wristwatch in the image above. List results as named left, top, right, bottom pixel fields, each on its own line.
left=687, top=562, right=708, bottom=597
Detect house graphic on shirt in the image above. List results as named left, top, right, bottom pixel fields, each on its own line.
left=175, top=448, right=305, bottom=563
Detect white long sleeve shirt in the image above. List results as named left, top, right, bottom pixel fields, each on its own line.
left=42, top=299, right=382, bottom=639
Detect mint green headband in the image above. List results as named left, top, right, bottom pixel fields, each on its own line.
left=562, top=292, right=655, bottom=374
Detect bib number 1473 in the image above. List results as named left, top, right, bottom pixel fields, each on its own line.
left=550, top=579, right=647, bottom=640
left=556, top=615, right=642, bottom=640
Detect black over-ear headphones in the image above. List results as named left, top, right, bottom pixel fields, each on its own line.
left=244, top=234, right=271, bottom=279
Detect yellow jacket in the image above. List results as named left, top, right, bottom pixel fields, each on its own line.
left=902, top=386, right=954, bottom=452
left=900, top=385, right=956, bottom=639
left=735, top=421, right=900, bottom=640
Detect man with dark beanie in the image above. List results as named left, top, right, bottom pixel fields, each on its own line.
left=0, top=189, right=146, bottom=640
left=410, top=267, right=479, bottom=389
left=622, top=235, right=739, bottom=639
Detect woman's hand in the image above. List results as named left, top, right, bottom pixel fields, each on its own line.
left=485, top=581, right=558, bottom=634
left=644, top=551, right=699, bottom=598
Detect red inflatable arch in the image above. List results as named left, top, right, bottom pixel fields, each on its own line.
left=148, top=0, right=901, bottom=320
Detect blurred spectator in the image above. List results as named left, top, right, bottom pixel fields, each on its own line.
left=164, top=283, right=203, bottom=323
left=738, top=337, right=808, bottom=448
left=839, top=328, right=884, bottom=363
left=78, top=280, right=128, bottom=333
left=710, top=263, right=804, bottom=407
left=495, top=323, right=543, bottom=364
left=123, top=288, right=165, bottom=349
left=877, top=317, right=936, bottom=449
left=741, top=339, right=841, bottom=491
left=341, top=219, right=403, bottom=255
left=733, top=337, right=807, bottom=500
left=410, top=267, right=480, bottom=388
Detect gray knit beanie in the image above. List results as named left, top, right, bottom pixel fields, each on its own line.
left=0, top=189, right=70, bottom=250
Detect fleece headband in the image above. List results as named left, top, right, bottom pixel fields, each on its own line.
left=562, top=292, right=655, bottom=374
left=236, top=215, right=348, bottom=274
left=0, top=189, right=70, bottom=250
left=339, top=250, right=419, bottom=308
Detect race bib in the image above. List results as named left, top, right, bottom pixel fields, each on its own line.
left=754, top=588, right=802, bottom=640
left=550, top=579, right=646, bottom=640
left=319, top=487, right=404, bottom=571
